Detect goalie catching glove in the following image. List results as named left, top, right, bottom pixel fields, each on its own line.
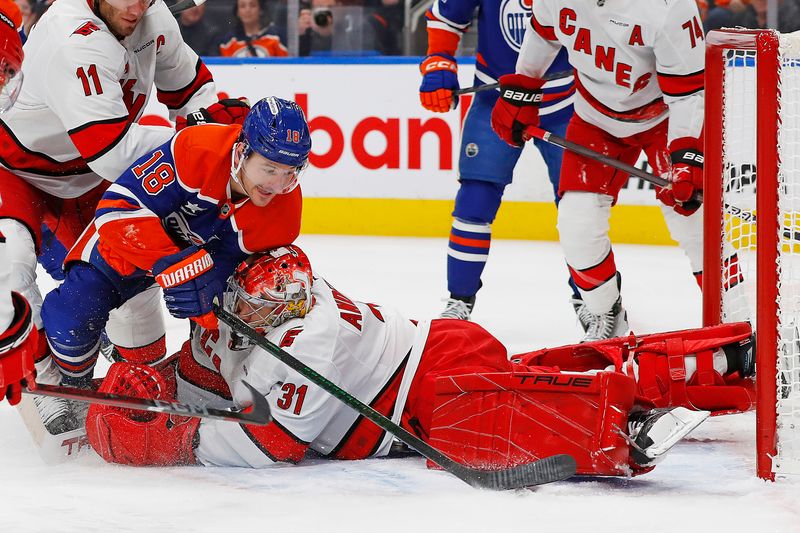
left=175, top=98, right=251, bottom=131
left=153, top=246, right=222, bottom=330
left=656, top=137, right=704, bottom=216
left=491, top=74, right=545, bottom=147
left=86, top=362, right=200, bottom=466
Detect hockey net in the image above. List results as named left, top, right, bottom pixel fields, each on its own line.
left=704, top=29, right=800, bottom=480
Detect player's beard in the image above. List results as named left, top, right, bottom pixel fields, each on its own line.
left=96, top=0, right=143, bottom=39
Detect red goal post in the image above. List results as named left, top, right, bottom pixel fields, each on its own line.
left=703, top=28, right=800, bottom=480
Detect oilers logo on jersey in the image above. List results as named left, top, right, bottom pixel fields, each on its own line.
left=499, top=0, right=532, bottom=52
left=164, top=212, right=209, bottom=248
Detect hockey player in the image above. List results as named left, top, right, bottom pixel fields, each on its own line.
left=38, top=96, right=309, bottom=433
left=83, top=245, right=754, bottom=476
left=492, top=0, right=706, bottom=341
left=1, top=0, right=250, bottom=420
left=420, top=0, right=578, bottom=321
left=0, top=0, right=37, bottom=407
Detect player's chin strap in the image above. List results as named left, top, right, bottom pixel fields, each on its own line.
left=214, top=304, right=577, bottom=490
left=230, top=141, right=247, bottom=186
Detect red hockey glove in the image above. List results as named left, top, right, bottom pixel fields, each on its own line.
left=153, top=247, right=221, bottom=330
left=491, top=74, right=545, bottom=147
left=655, top=137, right=704, bottom=216
left=86, top=362, right=200, bottom=466
left=419, top=53, right=459, bottom=113
left=175, top=98, right=251, bottom=131
left=0, top=292, right=38, bottom=405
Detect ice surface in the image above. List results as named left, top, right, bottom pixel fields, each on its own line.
left=1, top=235, right=797, bottom=533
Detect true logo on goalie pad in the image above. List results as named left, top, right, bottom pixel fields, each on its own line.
left=516, top=374, right=594, bottom=388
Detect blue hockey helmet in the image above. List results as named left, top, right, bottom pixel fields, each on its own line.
left=240, top=96, right=311, bottom=169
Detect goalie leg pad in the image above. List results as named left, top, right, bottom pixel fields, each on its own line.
left=429, top=370, right=637, bottom=476
left=85, top=362, right=199, bottom=466
left=515, top=323, right=756, bottom=414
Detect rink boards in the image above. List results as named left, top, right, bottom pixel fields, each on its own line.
left=141, top=57, right=676, bottom=245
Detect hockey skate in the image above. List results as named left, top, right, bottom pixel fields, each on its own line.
left=580, top=298, right=629, bottom=342
left=440, top=295, right=475, bottom=320
left=627, top=407, right=710, bottom=466
left=570, top=297, right=592, bottom=333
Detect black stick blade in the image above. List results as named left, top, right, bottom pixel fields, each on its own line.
left=460, top=454, right=577, bottom=490
left=237, top=380, right=273, bottom=425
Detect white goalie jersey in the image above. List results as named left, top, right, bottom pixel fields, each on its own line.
left=0, top=0, right=217, bottom=198
left=176, top=277, right=423, bottom=468
left=518, top=0, right=705, bottom=141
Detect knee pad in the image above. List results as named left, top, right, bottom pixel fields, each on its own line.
left=452, top=180, right=505, bottom=224
left=557, top=192, right=613, bottom=268
left=0, top=219, right=42, bottom=328
left=106, top=284, right=166, bottom=364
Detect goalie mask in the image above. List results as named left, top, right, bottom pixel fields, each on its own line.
left=225, top=245, right=313, bottom=350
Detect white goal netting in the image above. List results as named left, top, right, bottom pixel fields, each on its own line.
left=716, top=32, right=800, bottom=477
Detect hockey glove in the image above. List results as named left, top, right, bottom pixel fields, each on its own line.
left=86, top=362, right=200, bottom=466
left=175, top=98, right=251, bottom=131
left=491, top=74, right=545, bottom=147
left=419, top=53, right=460, bottom=113
left=0, top=292, right=37, bottom=405
left=153, top=246, right=222, bottom=330
left=656, top=137, right=704, bottom=216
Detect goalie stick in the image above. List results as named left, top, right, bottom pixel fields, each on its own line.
left=22, top=380, right=272, bottom=426
left=216, top=306, right=577, bottom=490
left=168, top=0, right=206, bottom=15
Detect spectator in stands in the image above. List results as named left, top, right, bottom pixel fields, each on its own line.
left=364, top=0, right=403, bottom=55
left=696, top=0, right=708, bottom=20
left=704, top=0, right=746, bottom=32
left=732, top=0, right=800, bottom=32
left=298, top=0, right=335, bottom=56
left=218, top=0, right=289, bottom=57
left=177, top=3, right=219, bottom=57
left=14, top=0, right=43, bottom=36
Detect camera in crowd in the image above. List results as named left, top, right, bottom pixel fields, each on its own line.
left=313, top=7, right=333, bottom=27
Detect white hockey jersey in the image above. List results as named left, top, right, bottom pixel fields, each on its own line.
left=0, top=0, right=217, bottom=199
left=176, top=277, right=424, bottom=468
left=518, top=0, right=704, bottom=141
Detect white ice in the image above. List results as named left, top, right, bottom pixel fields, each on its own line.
left=1, top=235, right=798, bottom=533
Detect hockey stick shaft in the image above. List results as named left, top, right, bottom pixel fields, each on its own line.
left=523, top=125, right=704, bottom=203
left=169, top=0, right=206, bottom=15
left=454, top=83, right=498, bottom=97
left=216, top=307, right=576, bottom=489
left=453, top=70, right=573, bottom=97
left=23, top=381, right=272, bottom=425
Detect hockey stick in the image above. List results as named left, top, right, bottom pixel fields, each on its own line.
left=523, top=125, right=704, bottom=204
left=169, top=0, right=206, bottom=15
left=522, top=125, right=800, bottom=242
left=453, top=70, right=573, bottom=97
left=22, top=380, right=272, bottom=426
left=454, top=83, right=498, bottom=97
left=216, top=306, right=577, bottom=490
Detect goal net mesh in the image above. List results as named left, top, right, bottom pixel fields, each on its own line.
left=717, top=33, right=800, bottom=476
